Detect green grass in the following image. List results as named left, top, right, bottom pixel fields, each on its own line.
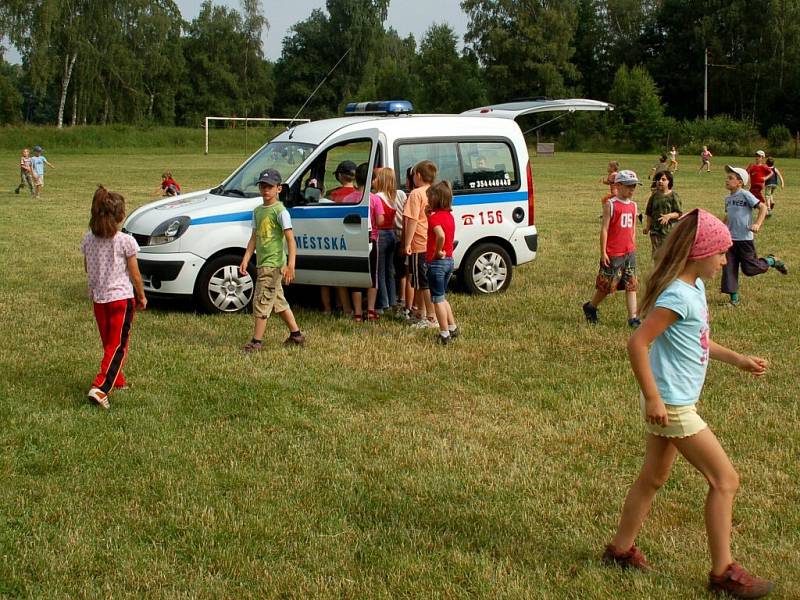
left=0, top=150, right=798, bottom=598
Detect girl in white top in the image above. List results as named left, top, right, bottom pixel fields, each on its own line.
left=80, top=186, right=146, bottom=409
left=603, top=209, right=775, bottom=598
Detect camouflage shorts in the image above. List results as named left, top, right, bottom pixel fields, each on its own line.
left=596, top=252, right=638, bottom=294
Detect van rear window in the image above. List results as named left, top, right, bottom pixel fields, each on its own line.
left=395, top=140, right=518, bottom=193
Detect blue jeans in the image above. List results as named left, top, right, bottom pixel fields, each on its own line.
left=376, top=229, right=397, bottom=309
left=427, top=257, right=454, bottom=303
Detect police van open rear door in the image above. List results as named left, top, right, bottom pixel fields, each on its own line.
left=461, top=98, right=614, bottom=119
left=287, top=127, right=379, bottom=288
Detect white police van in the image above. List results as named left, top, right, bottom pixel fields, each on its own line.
left=124, top=99, right=612, bottom=312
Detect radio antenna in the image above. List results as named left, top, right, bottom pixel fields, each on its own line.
left=288, top=47, right=352, bottom=131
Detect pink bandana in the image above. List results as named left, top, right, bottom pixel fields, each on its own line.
left=686, top=208, right=732, bottom=260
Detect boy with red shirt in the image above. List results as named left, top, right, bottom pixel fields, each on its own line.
left=425, top=181, right=460, bottom=344
left=583, top=169, right=641, bottom=327
left=746, top=151, right=772, bottom=204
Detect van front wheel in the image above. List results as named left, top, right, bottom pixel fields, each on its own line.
left=461, top=243, right=512, bottom=294
left=195, top=254, right=255, bottom=313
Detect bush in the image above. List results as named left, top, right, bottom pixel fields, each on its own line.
left=668, top=116, right=759, bottom=156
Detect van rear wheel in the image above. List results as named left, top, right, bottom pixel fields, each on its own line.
left=195, top=254, right=255, bottom=313
left=461, top=243, right=512, bottom=294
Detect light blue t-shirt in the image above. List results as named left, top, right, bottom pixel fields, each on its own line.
left=30, top=155, right=46, bottom=177
left=724, top=189, right=760, bottom=241
left=649, top=278, right=710, bottom=406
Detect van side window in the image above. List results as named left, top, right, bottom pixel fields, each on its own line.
left=395, top=140, right=518, bottom=193
left=286, top=139, right=374, bottom=206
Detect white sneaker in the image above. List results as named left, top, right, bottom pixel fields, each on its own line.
left=87, top=387, right=110, bottom=409
left=411, top=318, right=438, bottom=329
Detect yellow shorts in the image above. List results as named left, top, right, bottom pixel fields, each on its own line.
left=253, top=267, right=289, bottom=318
left=639, top=394, right=708, bottom=439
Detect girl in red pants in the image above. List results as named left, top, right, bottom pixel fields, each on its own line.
left=80, top=186, right=147, bottom=409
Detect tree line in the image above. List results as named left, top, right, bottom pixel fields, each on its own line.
left=1, top=0, right=799, bottom=151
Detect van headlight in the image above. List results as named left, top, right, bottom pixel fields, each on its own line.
left=150, top=216, right=191, bottom=245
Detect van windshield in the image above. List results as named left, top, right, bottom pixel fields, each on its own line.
left=213, top=141, right=316, bottom=198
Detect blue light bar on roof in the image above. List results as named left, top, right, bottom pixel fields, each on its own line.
left=344, top=100, right=413, bottom=116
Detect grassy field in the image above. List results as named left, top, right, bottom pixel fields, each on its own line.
left=0, top=148, right=797, bottom=598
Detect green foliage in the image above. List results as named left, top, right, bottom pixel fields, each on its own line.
left=670, top=116, right=759, bottom=156
left=608, top=65, right=666, bottom=151
left=0, top=60, right=22, bottom=124
left=767, top=124, right=791, bottom=148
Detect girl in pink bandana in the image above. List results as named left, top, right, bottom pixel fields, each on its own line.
left=602, top=209, right=775, bottom=598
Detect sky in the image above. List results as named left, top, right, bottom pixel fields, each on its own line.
left=3, top=0, right=469, bottom=63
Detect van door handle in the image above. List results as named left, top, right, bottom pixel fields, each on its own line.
left=343, top=214, right=361, bottom=225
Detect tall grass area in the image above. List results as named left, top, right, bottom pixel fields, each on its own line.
left=0, top=151, right=797, bottom=597
left=0, top=124, right=287, bottom=155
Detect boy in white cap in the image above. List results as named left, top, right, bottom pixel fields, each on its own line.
left=721, top=165, right=787, bottom=306
left=583, top=169, right=642, bottom=327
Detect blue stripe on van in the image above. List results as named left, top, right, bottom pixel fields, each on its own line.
left=453, top=191, right=528, bottom=205
left=192, top=211, right=252, bottom=225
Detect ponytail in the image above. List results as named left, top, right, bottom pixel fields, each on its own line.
left=90, top=185, right=127, bottom=238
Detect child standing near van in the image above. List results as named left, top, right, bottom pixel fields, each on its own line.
left=81, top=186, right=147, bottom=409
left=239, top=168, right=305, bottom=349
left=583, top=170, right=641, bottom=327
left=720, top=165, right=787, bottom=307
left=603, top=209, right=775, bottom=599
left=14, top=148, right=34, bottom=196
left=403, top=160, right=438, bottom=328
left=373, top=167, right=402, bottom=313
left=426, top=181, right=460, bottom=345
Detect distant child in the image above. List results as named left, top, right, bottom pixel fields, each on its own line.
left=81, top=186, right=147, bottom=409
left=373, top=167, right=404, bottom=313
left=763, top=157, right=785, bottom=216
left=746, top=150, right=772, bottom=205
left=344, top=162, right=384, bottom=321
left=157, top=171, right=181, bottom=196
left=599, top=160, right=620, bottom=204
left=649, top=154, right=669, bottom=190
left=328, top=160, right=357, bottom=203
left=720, top=165, right=787, bottom=307
left=643, top=170, right=682, bottom=257
left=30, top=145, right=55, bottom=197
left=698, top=145, right=713, bottom=173
left=668, top=145, right=678, bottom=171
left=14, top=147, right=34, bottom=196
left=582, top=170, right=641, bottom=327
left=239, top=168, right=305, bottom=350
left=425, top=181, right=460, bottom=345
left=603, top=209, right=775, bottom=599
left=403, top=160, right=438, bottom=328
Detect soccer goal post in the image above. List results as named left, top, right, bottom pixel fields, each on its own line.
left=204, top=116, right=311, bottom=155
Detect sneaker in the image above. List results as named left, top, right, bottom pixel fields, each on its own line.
left=412, top=318, right=438, bottom=329
left=628, top=317, right=641, bottom=328
left=728, top=298, right=740, bottom=308
left=601, top=544, right=653, bottom=572
left=243, top=340, right=263, bottom=352
left=448, top=326, right=461, bottom=339
left=582, top=302, right=598, bottom=324
left=87, top=387, right=110, bottom=409
left=768, top=255, right=788, bottom=275
left=435, top=333, right=451, bottom=345
left=284, top=333, right=306, bottom=346
left=708, top=562, right=774, bottom=598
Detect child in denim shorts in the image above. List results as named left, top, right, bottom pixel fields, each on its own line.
left=583, top=169, right=641, bottom=327
left=239, top=168, right=305, bottom=350
left=425, top=181, right=460, bottom=345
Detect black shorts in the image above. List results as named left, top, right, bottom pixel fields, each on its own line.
left=408, top=252, right=429, bottom=290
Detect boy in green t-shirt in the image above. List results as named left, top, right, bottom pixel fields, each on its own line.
left=240, top=168, right=305, bottom=350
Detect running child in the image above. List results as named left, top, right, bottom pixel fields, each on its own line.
left=30, top=145, right=55, bottom=197
left=240, top=168, right=305, bottom=349
left=425, top=181, right=460, bottom=345
left=643, top=170, right=682, bottom=257
left=668, top=145, right=678, bottom=171
left=720, top=165, right=787, bottom=307
left=81, top=186, right=147, bottom=409
left=599, top=160, right=620, bottom=205
left=763, top=157, right=784, bottom=216
left=603, top=209, right=775, bottom=599
left=583, top=169, right=641, bottom=327
left=14, top=147, right=34, bottom=196
left=746, top=151, right=772, bottom=205
left=698, top=146, right=713, bottom=173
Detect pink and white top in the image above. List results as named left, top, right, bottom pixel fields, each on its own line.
left=80, top=231, right=140, bottom=303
